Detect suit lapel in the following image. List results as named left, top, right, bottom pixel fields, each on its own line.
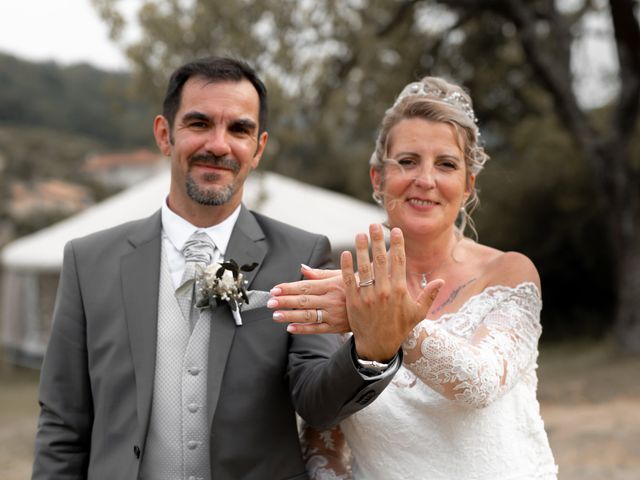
left=208, top=205, right=267, bottom=425
left=122, top=211, right=162, bottom=445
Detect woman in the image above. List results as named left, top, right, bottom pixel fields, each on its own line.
left=269, top=76, right=558, bottom=479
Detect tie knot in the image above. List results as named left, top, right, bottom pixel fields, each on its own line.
left=182, top=232, right=215, bottom=265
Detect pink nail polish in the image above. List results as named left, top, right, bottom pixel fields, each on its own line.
left=267, top=299, right=278, bottom=308
left=270, top=287, right=282, bottom=295
left=273, top=312, right=283, bottom=321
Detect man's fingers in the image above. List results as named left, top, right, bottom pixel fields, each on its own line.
left=388, top=228, right=407, bottom=288
left=340, top=251, right=358, bottom=295
left=369, top=224, right=388, bottom=290
left=354, top=233, right=373, bottom=285
left=416, top=279, right=444, bottom=314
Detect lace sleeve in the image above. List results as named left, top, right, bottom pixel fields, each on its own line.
left=299, top=419, right=352, bottom=480
left=403, top=283, right=542, bottom=408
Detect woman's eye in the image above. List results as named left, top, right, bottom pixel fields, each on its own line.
left=439, top=160, right=458, bottom=169
left=397, top=158, right=416, bottom=166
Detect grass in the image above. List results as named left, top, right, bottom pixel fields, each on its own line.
left=1, top=340, right=639, bottom=479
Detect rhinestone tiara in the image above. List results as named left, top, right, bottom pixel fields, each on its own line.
left=393, top=81, right=479, bottom=128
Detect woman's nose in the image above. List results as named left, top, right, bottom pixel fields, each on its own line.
left=412, top=164, right=436, bottom=188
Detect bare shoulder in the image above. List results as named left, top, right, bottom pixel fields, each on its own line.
left=484, top=250, right=541, bottom=291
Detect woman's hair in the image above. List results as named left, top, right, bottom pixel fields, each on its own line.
left=370, top=76, right=489, bottom=238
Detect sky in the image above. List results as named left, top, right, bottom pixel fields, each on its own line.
left=0, top=0, right=132, bottom=71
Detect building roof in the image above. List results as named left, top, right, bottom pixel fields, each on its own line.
left=1, top=169, right=384, bottom=270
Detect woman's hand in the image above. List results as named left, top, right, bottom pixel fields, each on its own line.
left=344, top=224, right=443, bottom=361
left=268, top=266, right=350, bottom=334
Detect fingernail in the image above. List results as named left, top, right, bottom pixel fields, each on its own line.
left=270, top=287, right=282, bottom=295
left=301, top=263, right=311, bottom=271
left=273, top=312, right=283, bottom=321
left=287, top=324, right=296, bottom=333
left=267, top=299, right=278, bottom=308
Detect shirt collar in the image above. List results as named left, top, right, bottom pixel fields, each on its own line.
left=161, top=198, right=241, bottom=257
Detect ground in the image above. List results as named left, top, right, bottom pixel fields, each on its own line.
left=1, top=340, right=639, bottom=479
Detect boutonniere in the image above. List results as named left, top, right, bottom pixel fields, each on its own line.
left=195, top=259, right=258, bottom=326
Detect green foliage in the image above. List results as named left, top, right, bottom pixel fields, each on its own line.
left=0, top=52, right=154, bottom=147
left=80, top=1, right=640, bottom=340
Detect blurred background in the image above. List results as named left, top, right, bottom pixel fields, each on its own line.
left=0, top=0, right=639, bottom=478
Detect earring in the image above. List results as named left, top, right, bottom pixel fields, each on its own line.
left=372, top=191, right=384, bottom=206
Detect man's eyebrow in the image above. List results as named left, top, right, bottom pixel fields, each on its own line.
left=181, top=111, right=210, bottom=123
left=232, top=118, right=258, bottom=131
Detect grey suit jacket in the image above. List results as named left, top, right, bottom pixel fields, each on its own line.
left=32, top=206, right=395, bottom=480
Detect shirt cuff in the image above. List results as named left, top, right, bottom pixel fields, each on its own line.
left=349, top=337, right=401, bottom=380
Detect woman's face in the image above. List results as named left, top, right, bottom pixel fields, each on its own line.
left=371, top=118, right=474, bottom=238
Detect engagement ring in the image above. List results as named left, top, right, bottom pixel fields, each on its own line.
left=359, top=278, right=375, bottom=287
left=316, top=309, right=324, bottom=323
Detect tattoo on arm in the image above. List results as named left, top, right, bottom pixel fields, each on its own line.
left=431, top=278, right=477, bottom=314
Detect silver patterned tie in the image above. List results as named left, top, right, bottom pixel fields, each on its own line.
left=177, top=232, right=216, bottom=327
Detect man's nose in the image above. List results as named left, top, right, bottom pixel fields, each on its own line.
left=205, top=129, right=231, bottom=157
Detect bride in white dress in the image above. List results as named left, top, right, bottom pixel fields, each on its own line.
left=269, top=76, right=558, bottom=479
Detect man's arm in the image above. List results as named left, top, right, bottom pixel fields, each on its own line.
left=286, top=235, right=399, bottom=429
left=32, top=241, right=94, bottom=479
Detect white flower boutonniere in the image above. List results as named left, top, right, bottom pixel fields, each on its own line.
left=195, top=259, right=258, bottom=326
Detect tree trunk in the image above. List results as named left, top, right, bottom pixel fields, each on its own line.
left=614, top=209, right=640, bottom=353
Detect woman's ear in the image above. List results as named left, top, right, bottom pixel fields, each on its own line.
left=370, top=166, right=383, bottom=196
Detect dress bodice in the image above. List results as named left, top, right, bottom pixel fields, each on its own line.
left=306, top=283, right=558, bottom=480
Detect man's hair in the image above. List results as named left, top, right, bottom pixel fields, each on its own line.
left=162, top=56, right=268, bottom=134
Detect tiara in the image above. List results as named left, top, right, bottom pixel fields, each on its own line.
left=393, top=81, right=479, bottom=128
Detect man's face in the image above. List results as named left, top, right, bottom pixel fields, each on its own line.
left=154, top=77, right=267, bottom=221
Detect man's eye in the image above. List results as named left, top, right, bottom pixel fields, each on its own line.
left=231, top=125, right=251, bottom=134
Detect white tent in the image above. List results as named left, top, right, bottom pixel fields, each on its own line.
left=1, top=169, right=384, bottom=366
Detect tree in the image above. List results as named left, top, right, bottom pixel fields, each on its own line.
left=93, top=0, right=640, bottom=352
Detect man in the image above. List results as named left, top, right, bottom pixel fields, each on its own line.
left=32, top=57, right=399, bottom=479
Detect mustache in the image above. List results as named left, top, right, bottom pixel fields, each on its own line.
left=189, top=153, right=240, bottom=173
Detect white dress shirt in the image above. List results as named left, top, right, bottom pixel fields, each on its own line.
left=161, top=199, right=241, bottom=288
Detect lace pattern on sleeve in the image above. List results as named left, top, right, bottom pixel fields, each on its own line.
left=403, top=283, right=542, bottom=408
left=299, top=419, right=352, bottom=480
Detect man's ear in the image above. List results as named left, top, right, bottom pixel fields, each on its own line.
left=251, top=131, right=269, bottom=169
left=153, top=115, right=173, bottom=156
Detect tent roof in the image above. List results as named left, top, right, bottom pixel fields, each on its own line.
left=1, top=169, right=384, bottom=270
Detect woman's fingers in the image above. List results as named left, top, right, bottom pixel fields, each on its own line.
left=300, top=265, right=341, bottom=280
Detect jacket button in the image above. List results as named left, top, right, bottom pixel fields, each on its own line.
left=133, top=445, right=141, bottom=459
left=356, top=390, right=376, bottom=405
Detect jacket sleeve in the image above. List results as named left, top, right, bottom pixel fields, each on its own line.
left=32, top=240, right=93, bottom=479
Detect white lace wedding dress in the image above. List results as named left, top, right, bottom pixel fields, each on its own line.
left=303, top=282, right=558, bottom=480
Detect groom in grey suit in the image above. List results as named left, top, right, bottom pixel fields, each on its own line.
left=32, top=57, right=399, bottom=479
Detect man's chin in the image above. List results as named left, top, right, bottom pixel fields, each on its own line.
left=186, top=182, right=235, bottom=207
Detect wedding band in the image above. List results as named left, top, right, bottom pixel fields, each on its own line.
left=359, top=278, right=375, bottom=287
left=316, top=309, right=324, bottom=323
